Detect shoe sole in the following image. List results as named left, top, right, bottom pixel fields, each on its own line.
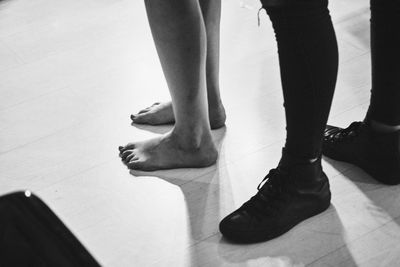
left=220, top=200, right=331, bottom=244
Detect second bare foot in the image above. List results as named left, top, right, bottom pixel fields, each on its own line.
left=131, top=101, right=226, bottom=129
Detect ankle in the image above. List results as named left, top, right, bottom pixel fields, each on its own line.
left=171, top=126, right=214, bottom=150
left=369, top=120, right=400, bottom=134
left=279, top=148, right=320, bottom=168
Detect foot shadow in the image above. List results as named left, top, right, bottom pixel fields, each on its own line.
left=127, top=129, right=359, bottom=266
left=127, top=128, right=236, bottom=266
left=212, top=205, right=358, bottom=266
left=128, top=128, right=228, bottom=243
left=321, top=157, right=400, bottom=263
left=326, top=157, right=400, bottom=224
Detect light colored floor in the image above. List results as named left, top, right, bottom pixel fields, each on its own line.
left=1, top=0, right=399, bottom=266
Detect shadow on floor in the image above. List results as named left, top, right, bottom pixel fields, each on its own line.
left=332, top=160, right=400, bottom=226
left=214, top=204, right=357, bottom=266
left=128, top=128, right=230, bottom=265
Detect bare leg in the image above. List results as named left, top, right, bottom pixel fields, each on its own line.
left=119, top=0, right=217, bottom=171
left=131, top=0, right=226, bottom=130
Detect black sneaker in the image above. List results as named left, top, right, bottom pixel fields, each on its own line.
left=219, top=153, right=331, bottom=243
left=323, top=121, right=400, bottom=185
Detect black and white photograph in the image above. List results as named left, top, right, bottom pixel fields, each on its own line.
left=1, top=0, right=399, bottom=266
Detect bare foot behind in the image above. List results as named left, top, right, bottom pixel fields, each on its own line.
left=131, top=101, right=226, bottom=129
left=131, top=102, right=174, bottom=126
left=119, top=131, right=218, bottom=171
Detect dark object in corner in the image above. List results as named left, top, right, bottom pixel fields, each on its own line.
left=0, top=191, right=100, bottom=267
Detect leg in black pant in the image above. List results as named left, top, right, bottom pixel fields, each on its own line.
left=324, top=0, right=400, bottom=185
left=268, top=1, right=338, bottom=160
left=367, top=0, right=400, bottom=127
left=220, top=0, right=338, bottom=243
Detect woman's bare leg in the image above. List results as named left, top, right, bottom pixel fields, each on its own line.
left=131, top=0, right=226, bottom=130
left=201, top=0, right=226, bottom=129
left=119, top=0, right=217, bottom=171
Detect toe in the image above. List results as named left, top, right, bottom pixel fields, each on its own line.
left=127, top=159, right=146, bottom=170
left=131, top=111, right=149, bottom=122
left=120, top=143, right=135, bottom=153
left=138, top=107, right=152, bottom=114
left=125, top=153, right=137, bottom=163
left=131, top=113, right=150, bottom=124
left=120, top=150, right=133, bottom=160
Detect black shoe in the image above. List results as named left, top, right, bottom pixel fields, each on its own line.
left=219, top=153, right=331, bottom=243
left=323, top=121, right=400, bottom=185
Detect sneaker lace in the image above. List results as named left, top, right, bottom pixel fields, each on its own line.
left=325, top=121, right=363, bottom=143
left=241, top=168, right=290, bottom=219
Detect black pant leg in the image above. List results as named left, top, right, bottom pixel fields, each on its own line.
left=262, top=0, right=338, bottom=159
left=366, top=0, right=400, bottom=126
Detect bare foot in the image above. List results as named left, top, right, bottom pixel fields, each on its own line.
left=131, top=101, right=226, bottom=129
left=131, top=102, right=174, bottom=126
left=118, top=131, right=218, bottom=171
